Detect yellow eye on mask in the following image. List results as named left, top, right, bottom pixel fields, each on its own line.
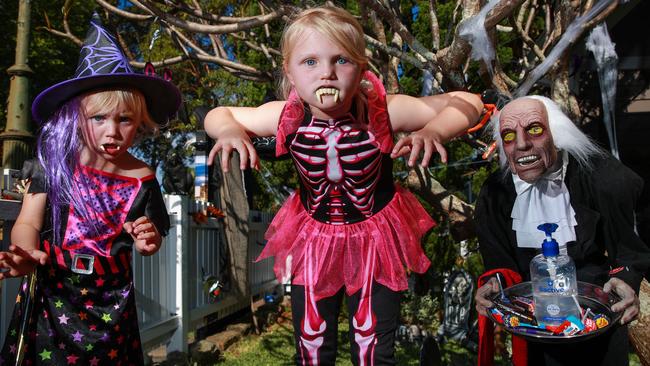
left=502, top=131, right=515, bottom=142
left=528, top=126, right=543, bottom=136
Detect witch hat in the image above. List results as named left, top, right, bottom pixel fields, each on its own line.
left=32, top=13, right=181, bottom=124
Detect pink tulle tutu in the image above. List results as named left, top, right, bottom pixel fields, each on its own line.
left=257, top=185, right=434, bottom=300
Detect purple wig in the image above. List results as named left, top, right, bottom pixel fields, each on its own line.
left=36, top=98, right=97, bottom=244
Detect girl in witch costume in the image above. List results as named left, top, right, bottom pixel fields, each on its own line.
left=204, top=6, right=483, bottom=365
left=0, top=15, right=180, bottom=365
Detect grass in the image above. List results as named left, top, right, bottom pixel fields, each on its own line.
left=211, top=310, right=643, bottom=366
left=217, top=313, right=421, bottom=365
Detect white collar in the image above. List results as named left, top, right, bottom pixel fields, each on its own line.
left=510, top=151, right=576, bottom=250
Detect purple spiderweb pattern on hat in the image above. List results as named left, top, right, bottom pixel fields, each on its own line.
left=74, top=19, right=134, bottom=78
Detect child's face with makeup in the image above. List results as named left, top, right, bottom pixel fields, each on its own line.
left=79, top=92, right=142, bottom=164
left=284, top=28, right=363, bottom=119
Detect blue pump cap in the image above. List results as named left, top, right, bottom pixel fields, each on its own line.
left=537, top=223, right=559, bottom=257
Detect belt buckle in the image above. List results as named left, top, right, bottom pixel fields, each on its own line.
left=71, top=253, right=95, bottom=275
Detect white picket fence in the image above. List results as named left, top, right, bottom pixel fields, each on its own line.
left=0, top=194, right=276, bottom=355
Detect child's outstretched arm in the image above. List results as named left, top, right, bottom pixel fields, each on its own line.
left=124, top=216, right=162, bottom=256
left=205, top=101, right=285, bottom=172
left=0, top=190, right=48, bottom=279
left=387, top=91, right=483, bottom=167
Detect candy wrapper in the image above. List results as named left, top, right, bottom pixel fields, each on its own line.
left=486, top=281, right=619, bottom=343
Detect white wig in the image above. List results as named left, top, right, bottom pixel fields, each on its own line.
left=490, top=95, right=605, bottom=173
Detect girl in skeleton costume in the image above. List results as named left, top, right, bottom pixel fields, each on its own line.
left=205, top=6, right=482, bottom=365
left=0, top=15, right=180, bottom=365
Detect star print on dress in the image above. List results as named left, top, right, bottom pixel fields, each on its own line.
left=66, top=354, right=79, bottom=364
left=39, top=349, right=52, bottom=360
left=101, top=313, right=112, bottom=323
left=71, top=330, right=84, bottom=342
left=108, top=349, right=118, bottom=359
left=0, top=166, right=165, bottom=364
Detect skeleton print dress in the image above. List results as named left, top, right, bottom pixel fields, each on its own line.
left=258, top=71, right=434, bottom=301
left=0, top=162, right=169, bottom=365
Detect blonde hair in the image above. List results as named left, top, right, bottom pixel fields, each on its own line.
left=80, top=89, right=158, bottom=139
left=279, top=6, right=368, bottom=100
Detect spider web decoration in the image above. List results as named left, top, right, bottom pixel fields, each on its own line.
left=73, top=14, right=134, bottom=78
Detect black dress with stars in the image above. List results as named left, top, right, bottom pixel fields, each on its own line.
left=1, top=163, right=169, bottom=365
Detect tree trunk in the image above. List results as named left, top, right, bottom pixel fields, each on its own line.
left=404, top=167, right=475, bottom=241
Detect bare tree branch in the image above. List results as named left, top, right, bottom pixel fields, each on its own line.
left=484, top=0, right=525, bottom=28
left=40, top=26, right=83, bottom=47
left=166, top=26, right=271, bottom=79
left=230, top=33, right=281, bottom=56
left=429, top=0, right=441, bottom=51
left=155, top=0, right=274, bottom=24
left=512, top=15, right=546, bottom=61
left=96, top=0, right=152, bottom=21
left=404, top=167, right=476, bottom=241
left=584, top=0, right=619, bottom=29
left=361, top=0, right=438, bottom=67
left=365, top=35, right=425, bottom=70
left=130, top=0, right=287, bottom=34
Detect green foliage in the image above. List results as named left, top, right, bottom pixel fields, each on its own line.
left=401, top=291, right=441, bottom=331
left=0, top=1, right=94, bottom=130
left=398, top=75, right=420, bottom=96
left=218, top=311, right=421, bottom=365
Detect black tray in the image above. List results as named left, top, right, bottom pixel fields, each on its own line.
left=487, top=281, right=622, bottom=343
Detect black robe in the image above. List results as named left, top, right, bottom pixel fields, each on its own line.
left=475, top=154, right=650, bottom=366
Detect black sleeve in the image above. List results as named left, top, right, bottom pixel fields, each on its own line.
left=592, top=156, right=650, bottom=292
left=474, top=173, right=522, bottom=274
left=22, top=158, right=47, bottom=194
left=144, top=179, right=171, bottom=237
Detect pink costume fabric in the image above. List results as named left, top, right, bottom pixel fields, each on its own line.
left=258, top=71, right=434, bottom=302
left=1, top=164, right=170, bottom=365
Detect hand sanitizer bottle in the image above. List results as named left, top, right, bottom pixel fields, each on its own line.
left=530, top=223, right=581, bottom=326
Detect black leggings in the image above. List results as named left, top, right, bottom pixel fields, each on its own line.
left=291, top=282, right=401, bottom=365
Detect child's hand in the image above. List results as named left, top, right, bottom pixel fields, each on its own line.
left=207, top=127, right=259, bottom=173
left=391, top=128, right=448, bottom=167
left=124, top=216, right=161, bottom=256
left=0, top=245, right=48, bottom=280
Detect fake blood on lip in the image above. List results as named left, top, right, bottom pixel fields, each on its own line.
left=102, top=144, right=120, bottom=155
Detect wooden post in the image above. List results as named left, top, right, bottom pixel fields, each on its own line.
left=629, top=279, right=650, bottom=366
left=219, top=154, right=250, bottom=301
